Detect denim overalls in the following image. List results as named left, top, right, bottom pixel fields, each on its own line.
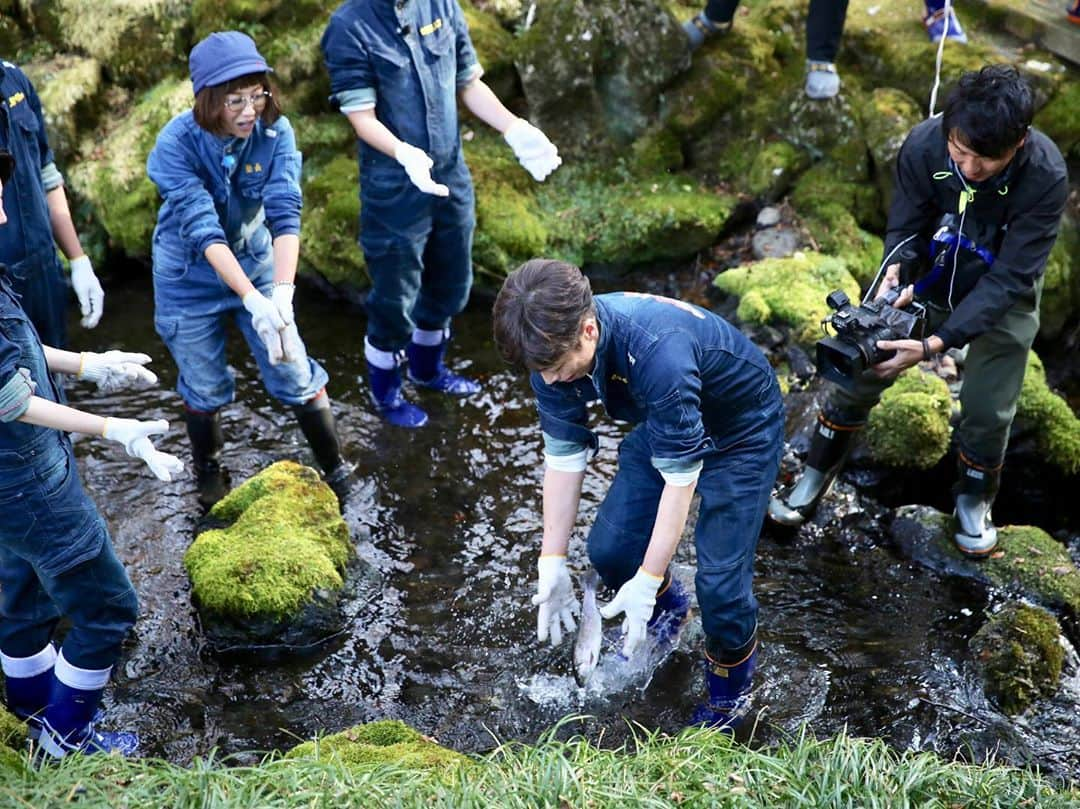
left=0, top=273, right=137, bottom=670
left=147, top=111, right=328, bottom=412
left=533, top=293, right=784, bottom=653
left=0, top=62, right=69, bottom=349
left=322, top=0, right=481, bottom=351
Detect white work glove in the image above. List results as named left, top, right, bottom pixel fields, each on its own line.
left=532, top=555, right=578, bottom=646
left=69, top=255, right=105, bottom=329
left=242, top=290, right=286, bottom=365
left=280, top=323, right=307, bottom=365
left=271, top=283, right=295, bottom=326
left=102, top=418, right=185, bottom=481
left=503, top=118, right=561, bottom=182
left=77, top=351, right=158, bottom=394
left=394, top=142, right=450, bottom=197
left=599, top=567, right=663, bottom=658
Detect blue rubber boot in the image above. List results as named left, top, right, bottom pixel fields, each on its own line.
left=924, top=1, right=967, bottom=43
left=1, top=644, right=57, bottom=741
left=37, top=655, right=138, bottom=760
left=690, top=638, right=758, bottom=730
left=406, top=329, right=481, bottom=396
left=647, top=575, right=691, bottom=647
left=366, top=362, right=428, bottom=428
left=682, top=12, right=732, bottom=51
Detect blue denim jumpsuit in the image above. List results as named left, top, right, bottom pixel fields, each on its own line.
left=532, top=294, right=784, bottom=653
left=147, top=111, right=328, bottom=413
left=321, top=0, right=482, bottom=351
left=0, top=61, right=69, bottom=349
left=0, top=273, right=137, bottom=670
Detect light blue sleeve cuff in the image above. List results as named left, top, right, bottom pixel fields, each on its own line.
left=0, top=367, right=36, bottom=422
left=652, top=457, right=703, bottom=487
left=334, top=88, right=377, bottom=113
left=41, top=162, right=64, bottom=192
left=542, top=430, right=589, bottom=472
left=457, top=62, right=483, bottom=88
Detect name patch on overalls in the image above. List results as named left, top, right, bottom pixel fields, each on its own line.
left=420, top=18, right=443, bottom=36
left=7, top=91, right=25, bottom=108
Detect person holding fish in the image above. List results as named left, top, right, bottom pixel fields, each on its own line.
left=493, top=259, right=784, bottom=727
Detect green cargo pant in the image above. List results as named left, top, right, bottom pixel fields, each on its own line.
left=824, top=277, right=1043, bottom=467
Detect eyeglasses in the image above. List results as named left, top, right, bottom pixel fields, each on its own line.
left=223, top=91, right=271, bottom=113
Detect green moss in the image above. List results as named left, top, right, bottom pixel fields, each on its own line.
left=23, top=55, right=102, bottom=166
left=713, top=251, right=861, bottom=345
left=860, top=88, right=922, bottom=213
left=261, top=19, right=329, bottom=116
left=983, top=526, right=1080, bottom=615
left=970, top=602, right=1064, bottom=715
left=67, top=77, right=194, bottom=259
left=286, top=720, right=471, bottom=777
left=298, top=153, right=366, bottom=289
left=865, top=369, right=953, bottom=469
left=1038, top=216, right=1079, bottom=340
left=630, top=128, right=685, bottom=175
left=1035, top=80, right=1080, bottom=161
left=184, top=461, right=352, bottom=621
left=1015, top=352, right=1080, bottom=475
left=190, top=0, right=326, bottom=38
left=746, top=141, right=810, bottom=200
left=0, top=705, right=27, bottom=752
left=461, top=1, right=516, bottom=83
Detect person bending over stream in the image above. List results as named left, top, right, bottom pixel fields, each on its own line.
left=147, top=32, right=356, bottom=510
left=0, top=149, right=183, bottom=759
left=493, top=259, right=784, bottom=728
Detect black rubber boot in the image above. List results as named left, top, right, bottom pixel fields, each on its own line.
left=768, top=411, right=861, bottom=527
left=293, top=397, right=357, bottom=505
left=185, top=408, right=229, bottom=511
left=953, top=451, right=1001, bottom=557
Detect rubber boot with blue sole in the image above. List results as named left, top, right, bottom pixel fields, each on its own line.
left=691, top=633, right=758, bottom=730
left=406, top=329, right=481, bottom=396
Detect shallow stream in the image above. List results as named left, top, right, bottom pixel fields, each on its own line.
left=65, top=271, right=1080, bottom=781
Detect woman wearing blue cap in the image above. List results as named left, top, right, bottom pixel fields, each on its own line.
left=147, top=31, right=355, bottom=509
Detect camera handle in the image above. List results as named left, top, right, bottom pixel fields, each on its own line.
left=863, top=234, right=920, bottom=305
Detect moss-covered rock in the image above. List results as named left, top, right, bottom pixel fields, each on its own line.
left=1014, top=352, right=1080, bottom=476
left=189, top=0, right=326, bottom=39
left=515, top=0, right=689, bottom=154
left=865, top=368, right=953, bottom=469
left=984, top=526, right=1080, bottom=619
left=0, top=705, right=26, bottom=752
left=1035, top=78, right=1080, bottom=161
left=184, top=461, right=352, bottom=626
left=745, top=141, right=810, bottom=201
left=1038, top=215, right=1079, bottom=341
left=66, top=77, right=193, bottom=259
left=261, top=19, right=330, bottom=117
left=286, top=720, right=471, bottom=778
left=860, top=87, right=922, bottom=214
left=22, top=54, right=102, bottom=166
left=461, top=0, right=517, bottom=99
left=970, top=602, right=1064, bottom=715
left=713, top=251, right=862, bottom=345
left=32, top=0, right=190, bottom=89
left=299, top=153, right=367, bottom=290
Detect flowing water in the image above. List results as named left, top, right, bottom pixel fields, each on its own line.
left=64, top=272, right=1080, bottom=781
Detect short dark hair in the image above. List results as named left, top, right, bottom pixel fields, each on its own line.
left=193, top=71, right=281, bottom=136
left=942, top=64, right=1033, bottom=159
left=493, top=259, right=595, bottom=371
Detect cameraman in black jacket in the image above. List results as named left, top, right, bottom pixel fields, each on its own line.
left=770, top=64, right=1069, bottom=556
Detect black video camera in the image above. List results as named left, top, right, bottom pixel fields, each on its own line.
left=816, top=249, right=927, bottom=390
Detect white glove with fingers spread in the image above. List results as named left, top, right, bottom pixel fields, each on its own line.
left=599, top=567, right=663, bottom=658
left=271, top=282, right=295, bottom=326
left=503, top=118, right=561, bottom=182
left=533, top=555, right=578, bottom=646
left=103, top=418, right=185, bottom=481
left=78, top=351, right=158, bottom=394
left=394, top=142, right=450, bottom=197
left=242, top=290, right=286, bottom=365
left=70, top=255, right=105, bottom=329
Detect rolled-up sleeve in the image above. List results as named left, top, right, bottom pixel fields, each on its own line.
left=146, top=124, right=228, bottom=257
left=0, top=367, right=35, bottom=422
left=262, top=118, right=303, bottom=238
left=322, top=13, right=377, bottom=111
left=452, top=0, right=483, bottom=87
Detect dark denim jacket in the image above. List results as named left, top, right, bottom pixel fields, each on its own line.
left=321, top=0, right=480, bottom=169
left=532, top=293, right=780, bottom=469
left=146, top=111, right=302, bottom=269
left=0, top=61, right=56, bottom=273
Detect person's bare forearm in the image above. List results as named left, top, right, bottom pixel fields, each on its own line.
left=541, top=467, right=585, bottom=557
left=42, top=346, right=82, bottom=375
left=346, top=109, right=402, bottom=157
left=204, top=243, right=256, bottom=298
left=46, top=186, right=85, bottom=260
left=459, top=78, right=517, bottom=134
left=640, top=482, right=696, bottom=577
left=18, top=396, right=105, bottom=436
left=272, top=234, right=299, bottom=284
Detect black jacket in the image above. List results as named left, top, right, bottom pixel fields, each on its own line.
left=883, top=116, right=1068, bottom=349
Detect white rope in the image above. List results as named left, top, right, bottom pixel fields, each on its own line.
left=927, top=0, right=954, bottom=117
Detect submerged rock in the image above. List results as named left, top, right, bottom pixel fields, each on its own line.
left=286, top=720, right=471, bottom=777
left=184, top=461, right=356, bottom=653
left=970, top=602, right=1064, bottom=715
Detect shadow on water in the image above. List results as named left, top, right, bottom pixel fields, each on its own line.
left=65, top=272, right=1080, bottom=781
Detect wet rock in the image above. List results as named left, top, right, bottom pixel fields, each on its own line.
left=751, top=224, right=800, bottom=259
left=515, top=0, right=689, bottom=154
left=970, top=602, right=1064, bottom=715
left=756, top=206, right=782, bottom=229
left=786, top=344, right=816, bottom=382
left=184, top=461, right=358, bottom=654
left=286, top=720, right=471, bottom=777
left=1015, top=351, right=1080, bottom=476
left=713, top=251, right=860, bottom=346
left=864, top=368, right=953, bottom=469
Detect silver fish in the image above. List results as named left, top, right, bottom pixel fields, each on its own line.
left=573, top=569, right=602, bottom=686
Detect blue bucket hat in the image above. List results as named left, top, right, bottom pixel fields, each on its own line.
left=189, top=31, right=272, bottom=96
